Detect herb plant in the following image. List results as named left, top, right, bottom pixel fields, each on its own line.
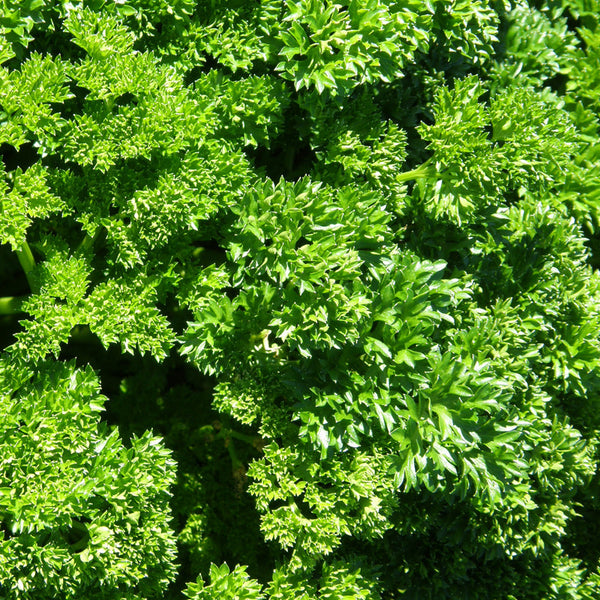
left=1, top=1, right=600, bottom=599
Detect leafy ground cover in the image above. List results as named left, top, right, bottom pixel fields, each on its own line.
left=1, top=1, right=600, bottom=598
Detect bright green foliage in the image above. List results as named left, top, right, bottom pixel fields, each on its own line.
left=413, top=75, right=580, bottom=223
left=192, top=72, right=290, bottom=148
left=0, top=0, right=50, bottom=63
left=184, top=563, right=265, bottom=600
left=0, top=163, right=66, bottom=250
left=491, top=2, right=578, bottom=88
left=0, top=52, right=72, bottom=148
left=273, top=0, right=431, bottom=94
left=184, top=560, right=380, bottom=600
left=2, top=1, right=600, bottom=599
left=0, top=360, right=177, bottom=599
left=248, top=445, right=396, bottom=558
left=267, top=561, right=380, bottom=600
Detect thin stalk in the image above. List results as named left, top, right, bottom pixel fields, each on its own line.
left=0, top=296, right=26, bottom=315
left=396, top=157, right=436, bottom=183
left=225, top=437, right=243, bottom=472
left=225, top=436, right=247, bottom=495
left=217, top=424, right=265, bottom=450
left=201, top=422, right=265, bottom=450
left=284, top=146, right=295, bottom=175
left=15, top=240, right=38, bottom=293
left=76, top=233, right=94, bottom=254
left=76, top=226, right=103, bottom=254
left=227, top=429, right=262, bottom=446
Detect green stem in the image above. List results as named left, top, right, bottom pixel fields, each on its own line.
left=76, top=233, right=94, bottom=254
left=201, top=422, right=264, bottom=450
left=15, top=240, right=38, bottom=293
left=225, top=436, right=243, bottom=472
left=0, top=296, right=26, bottom=315
left=284, top=146, right=295, bottom=175
left=396, top=157, right=436, bottom=183
left=216, top=424, right=264, bottom=449
left=227, top=429, right=261, bottom=446
left=76, top=227, right=103, bottom=254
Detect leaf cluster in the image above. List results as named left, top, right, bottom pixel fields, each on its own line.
left=1, top=1, right=600, bottom=599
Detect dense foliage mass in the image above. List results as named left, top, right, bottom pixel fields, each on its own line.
left=1, top=0, right=600, bottom=598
